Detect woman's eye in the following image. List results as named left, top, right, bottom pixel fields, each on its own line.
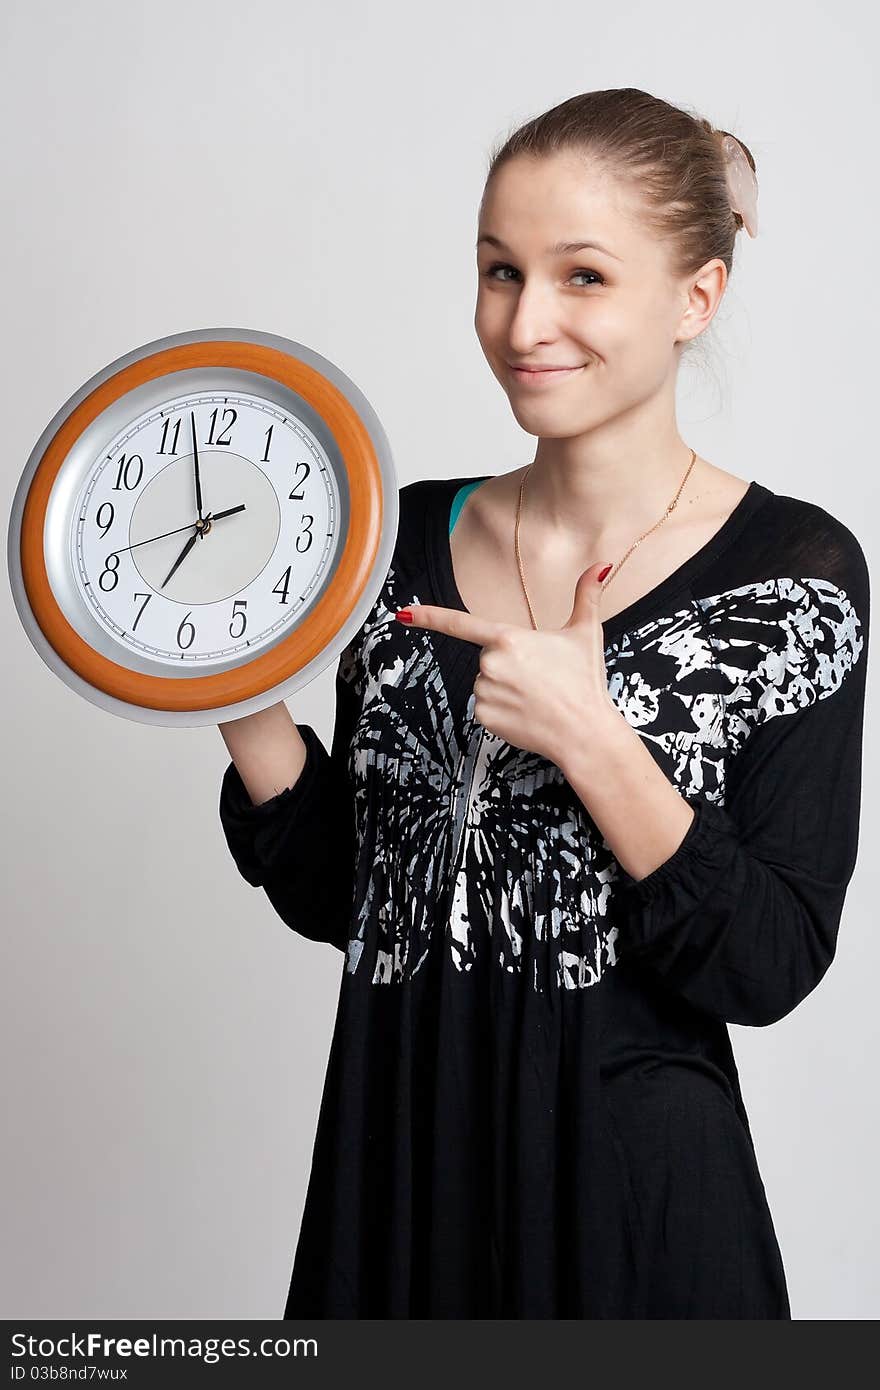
left=481, top=262, right=604, bottom=287
left=483, top=262, right=520, bottom=283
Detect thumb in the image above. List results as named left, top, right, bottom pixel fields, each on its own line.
left=564, top=561, right=613, bottom=628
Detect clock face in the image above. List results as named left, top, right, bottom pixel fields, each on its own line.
left=74, top=387, right=340, bottom=667
left=9, top=329, right=396, bottom=726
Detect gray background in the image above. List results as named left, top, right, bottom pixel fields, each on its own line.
left=2, top=0, right=876, bottom=1321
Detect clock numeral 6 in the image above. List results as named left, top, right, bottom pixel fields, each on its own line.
left=229, top=600, right=247, bottom=639
left=176, top=613, right=196, bottom=651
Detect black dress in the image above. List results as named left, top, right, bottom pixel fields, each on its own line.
left=218, top=474, right=869, bottom=1318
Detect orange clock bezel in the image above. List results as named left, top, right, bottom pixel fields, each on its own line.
left=19, top=340, right=384, bottom=712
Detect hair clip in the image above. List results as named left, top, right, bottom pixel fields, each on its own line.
left=721, top=134, right=759, bottom=238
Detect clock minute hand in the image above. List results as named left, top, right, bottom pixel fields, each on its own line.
left=191, top=411, right=204, bottom=522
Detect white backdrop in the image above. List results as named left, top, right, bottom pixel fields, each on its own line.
left=2, top=0, right=876, bottom=1320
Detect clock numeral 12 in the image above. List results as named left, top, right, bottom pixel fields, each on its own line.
left=206, top=406, right=237, bottom=446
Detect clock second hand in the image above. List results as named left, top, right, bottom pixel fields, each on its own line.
left=107, top=502, right=247, bottom=558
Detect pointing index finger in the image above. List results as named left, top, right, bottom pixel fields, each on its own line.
left=395, top=604, right=503, bottom=648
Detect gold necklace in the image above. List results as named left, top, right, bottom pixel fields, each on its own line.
left=514, top=448, right=698, bottom=630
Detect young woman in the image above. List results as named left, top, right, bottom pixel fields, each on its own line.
left=217, top=88, right=869, bottom=1318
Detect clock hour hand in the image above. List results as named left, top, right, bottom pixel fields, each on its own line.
left=160, top=515, right=210, bottom=590
left=208, top=503, right=245, bottom=522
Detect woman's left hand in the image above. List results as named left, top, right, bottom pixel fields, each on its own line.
left=394, top=561, right=619, bottom=769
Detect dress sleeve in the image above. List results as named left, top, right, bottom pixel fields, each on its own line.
left=217, top=637, right=362, bottom=953
left=612, top=519, right=870, bottom=1027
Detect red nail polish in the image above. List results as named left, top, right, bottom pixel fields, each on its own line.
left=598, top=564, right=612, bottom=582
left=395, top=609, right=413, bottom=623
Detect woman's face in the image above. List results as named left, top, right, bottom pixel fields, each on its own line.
left=474, top=152, right=721, bottom=440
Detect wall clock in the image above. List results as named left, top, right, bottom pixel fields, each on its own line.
left=7, top=327, right=397, bottom=726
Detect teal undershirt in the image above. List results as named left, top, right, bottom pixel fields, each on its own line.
left=449, top=478, right=490, bottom=536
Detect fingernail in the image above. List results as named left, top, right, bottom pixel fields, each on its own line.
left=598, top=564, right=612, bottom=582
left=395, top=609, right=413, bottom=623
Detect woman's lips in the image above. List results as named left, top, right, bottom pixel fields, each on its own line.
left=509, top=364, right=586, bottom=386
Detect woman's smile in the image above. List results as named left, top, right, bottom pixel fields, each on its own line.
left=509, top=364, right=587, bottom=387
